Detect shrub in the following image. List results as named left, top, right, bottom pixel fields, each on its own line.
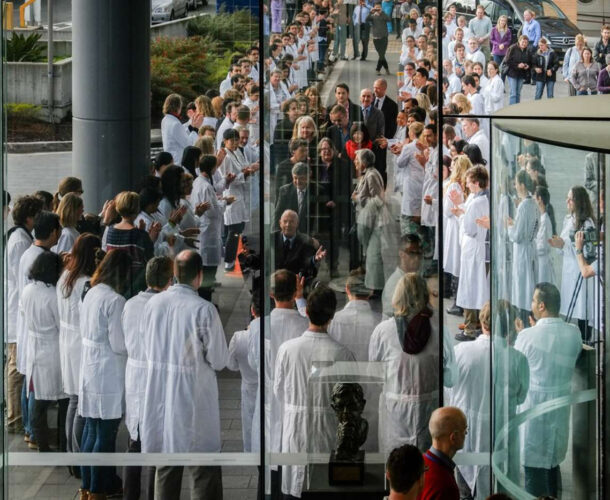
left=186, top=9, right=258, bottom=51
left=5, top=33, right=45, bottom=62
left=5, top=103, right=42, bottom=121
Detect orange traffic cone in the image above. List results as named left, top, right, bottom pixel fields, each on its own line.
left=226, top=235, right=243, bottom=278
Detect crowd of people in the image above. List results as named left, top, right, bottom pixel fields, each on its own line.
left=2, top=1, right=606, bottom=500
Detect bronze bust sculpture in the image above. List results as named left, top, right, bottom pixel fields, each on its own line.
left=330, top=382, right=368, bottom=461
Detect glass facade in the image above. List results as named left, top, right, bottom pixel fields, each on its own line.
left=1, top=1, right=609, bottom=499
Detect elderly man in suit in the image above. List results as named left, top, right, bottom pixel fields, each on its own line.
left=360, top=87, right=387, bottom=185
left=273, top=210, right=326, bottom=278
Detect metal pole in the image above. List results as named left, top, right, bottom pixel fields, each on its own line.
left=47, top=0, right=54, bottom=123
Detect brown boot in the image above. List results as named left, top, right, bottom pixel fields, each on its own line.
left=78, top=489, right=90, bottom=500
left=88, top=493, right=107, bottom=500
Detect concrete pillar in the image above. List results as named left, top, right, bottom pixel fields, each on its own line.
left=72, top=0, right=150, bottom=212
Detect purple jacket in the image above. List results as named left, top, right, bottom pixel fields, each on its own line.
left=598, top=67, right=610, bottom=94
left=490, top=27, right=512, bottom=56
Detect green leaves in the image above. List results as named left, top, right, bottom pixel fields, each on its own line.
left=5, top=33, right=46, bottom=62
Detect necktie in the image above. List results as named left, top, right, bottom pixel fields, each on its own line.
left=298, top=190, right=304, bottom=213
left=284, top=238, right=291, bottom=253
left=359, top=7, right=362, bottom=24
left=363, top=107, right=368, bottom=120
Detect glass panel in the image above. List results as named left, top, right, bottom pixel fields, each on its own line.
left=491, top=121, right=603, bottom=498
left=3, top=2, right=260, bottom=499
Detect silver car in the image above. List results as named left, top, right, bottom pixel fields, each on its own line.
left=151, top=0, right=188, bottom=23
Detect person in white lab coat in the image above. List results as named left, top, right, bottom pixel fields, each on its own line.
left=451, top=166, right=489, bottom=341
left=449, top=302, right=492, bottom=499
left=482, top=61, right=505, bottom=114
left=274, top=285, right=355, bottom=498
left=161, top=93, right=202, bottom=164
left=534, top=186, right=557, bottom=285
left=190, top=155, right=235, bottom=301
left=507, top=170, right=539, bottom=320
left=227, top=296, right=260, bottom=452
left=78, top=250, right=132, bottom=499
left=382, top=234, right=423, bottom=318
left=548, top=185, right=596, bottom=342
left=420, top=125, right=439, bottom=266
left=5, top=195, right=43, bottom=433
left=121, top=256, right=173, bottom=499
left=52, top=193, right=83, bottom=254
left=220, top=128, right=259, bottom=271
left=514, top=283, right=582, bottom=498
left=462, top=118, right=490, bottom=167
left=140, top=250, right=228, bottom=498
left=17, top=211, right=61, bottom=446
left=57, top=233, right=103, bottom=459
left=369, top=273, right=454, bottom=455
left=23, top=251, right=68, bottom=452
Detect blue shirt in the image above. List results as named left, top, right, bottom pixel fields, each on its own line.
left=353, top=5, right=371, bottom=25
left=522, top=19, right=541, bottom=46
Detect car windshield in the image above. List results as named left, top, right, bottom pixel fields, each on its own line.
left=513, top=0, right=565, bottom=19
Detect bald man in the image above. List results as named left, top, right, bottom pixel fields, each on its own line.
left=419, top=407, right=465, bottom=500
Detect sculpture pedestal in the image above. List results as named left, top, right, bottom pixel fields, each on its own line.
left=328, top=450, right=365, bottom=486
left=303, top=461, right=387, bottom=499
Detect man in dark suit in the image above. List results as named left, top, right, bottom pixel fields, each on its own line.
left=359, top=87, right=387, bottom=185
left=325, top=83, right=362, bottom=128
left=372, top=78, right=398, bottom=185
left=325, top=105, right=350, bottom=160
left=274, top=138, right=309, bottom=198
left=273, top=209, right=326, bottom=278
left=273, top=162, right=330, bottom=235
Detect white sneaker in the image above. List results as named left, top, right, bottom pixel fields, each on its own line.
left=224, top=262, right=235, bottom=271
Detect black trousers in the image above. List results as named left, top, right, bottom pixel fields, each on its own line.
left=32, top=397, right=69, bottom=452
left=122, top=436, right=155, bottom=500
left=373, top=37, right=389, bottom=71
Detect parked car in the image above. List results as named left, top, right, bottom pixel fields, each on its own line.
left=444, top=0, right=582, bottom=60
left=151, top=0, right=188, bottom=23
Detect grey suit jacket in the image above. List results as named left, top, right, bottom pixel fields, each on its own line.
left=362, top=106, right=385, bottom=140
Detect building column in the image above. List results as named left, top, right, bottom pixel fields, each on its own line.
left=72, top=0, right=150, bottom=212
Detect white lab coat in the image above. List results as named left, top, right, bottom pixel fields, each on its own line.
left=121, top=290, right=156, bottom=441
left=216, top=116, right=234, bottom=151
left=248, top=318, right=268, bottom=457
left=508, top=196, right=538, bottom=311
left=220, top=149, right=250, bottom=226
left=381, top=267, right=406, bottom=319
left=558, top=215, right=596, bottom=320
left=134, top=210, right=174, bottom=257
left=456, top=193, right=489, bottom=310
left=227, top=329, right=258, bottom=452
left=16, top=244, right=45, bottom=374
left=443, top=181, right=463, bottom=277
left=396, top=141, right=425, bottom=216
left=420, top=148, right=438, bottom=228
left=536, top=211, right=556, bottom=285
left=7, top=227, right=32, bottom=343
left=450, top=335, right=491, bottom=498
left=274, top=331, right=355, bottom=498
left=329, top=300, right=380, bottom=362
left=369, top=317, right=444, bottom=453
left=22, top=281, right=65, bottom=400
left=140, top=284, right=228, bottom=452
left=515, top=317, right=582, bottom=469
left=191, top=175, right=226, bottom=266
left=467, top=129, right=490, bottom=166
left=78, top=283, right=127, bottom=420
left=482, top=74, right=505, bottom=114
left=467, top=92, right=485, bottom=116
left=57, top=272, right=89, bottom=395
left=52, top=226, right=79, bottom=254
left=161, top=113, right=198, bottom=164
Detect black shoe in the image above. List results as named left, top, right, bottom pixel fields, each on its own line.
left=360, top=57, right=367, bottom=61
left=446, top=304, right=463, bottom=316
left=341, top=57, right=348, bottom=60
left=455, top=332, right=476, bottom=342
left=352, top=55, right=359, bottom=60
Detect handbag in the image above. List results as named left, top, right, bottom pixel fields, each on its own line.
left=500, top=46, right=511, bottom=78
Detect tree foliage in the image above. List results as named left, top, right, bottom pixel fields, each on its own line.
left=186, top=9, right=258, bottom=51
left=5, top=33, right=46, bottom=62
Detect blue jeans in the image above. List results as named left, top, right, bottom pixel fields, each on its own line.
left=80, top=417, right=121, bottom=494
left=333, top=24, right=347, bottom=58
left=535, top=80, right=555, bottom=99
left=508, top=76, right=524, bottom=105
left=577, top=90, right=598, bottom=95
left=21, top=383, right=35, bottom=438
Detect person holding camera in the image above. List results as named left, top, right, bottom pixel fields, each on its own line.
left=367, top=2, right=392, bottom=75
left=548, top=186, right=596, bottom=342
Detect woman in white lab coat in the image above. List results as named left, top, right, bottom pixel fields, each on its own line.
left=23, top=251, right=68, bottom=452
left=482, top=61, right=505, bottom=114
left=369, top=273, right=442, bottom=454
left=57, top=233, right=103, bottom=458
left=534, top=186, right=557, bottom=285
left=53, top=193, right=83, bottom=254
left=190, top=155, right=234, bottom=300
left=507, top=170, right=539, bottom=318
left=549, top=185, right=596, bottom=342
left=78, top=250, right=131, bottom=498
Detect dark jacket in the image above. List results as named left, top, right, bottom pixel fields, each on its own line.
left=273, top=231, right=318, bottom=278
left=273, top=182, right=330, bottom=236
left=532, top=49, right=560, bottom=82
left=325, top=99, right=363, bottom=128
left=325, top=125, right=350, bottom=159
left=594, top=38, right=610, bottom=66
left=505, top=43, right=532, bottom=79
left=377, top=95, right=398, bottom=139
left=362, top=105, right=385, bottom=140
left=314, top=156, right=351, bottom=234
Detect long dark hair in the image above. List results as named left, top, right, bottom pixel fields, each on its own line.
left=180, top=146, right=201, bottom=179
left=62, top=233, right=103, bottom=298
left=90, top=250, right=133, bottom=295
left=463, top=143, right=487, bottom=166
left=161, top=165, right=184, bottom=208
left=535, top=186, right=557, bottom=235
left=570, top=185, right=595, bottom=230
